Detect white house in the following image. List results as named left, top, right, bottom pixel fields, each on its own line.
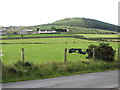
left=39, top=29, right=56, bottom=34
left=20, top=30, right=33, bottom=34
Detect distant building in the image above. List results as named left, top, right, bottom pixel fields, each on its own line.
left=2, top=27, right=11, bottom=30
left=39, top=29, right=57, bottom=34
left=19, top=30, right=33, bottom=34
left=0, top=30, right=7, bottom=35
left=62, top=27, right=69, bottom=32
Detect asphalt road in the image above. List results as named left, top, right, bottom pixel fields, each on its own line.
left=2, top=70, right=119, bottom=88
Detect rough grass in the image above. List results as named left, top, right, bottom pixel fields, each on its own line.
left=2, top=60, right=119, bottom=83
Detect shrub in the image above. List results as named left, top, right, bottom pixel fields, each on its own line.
left=14, top=61, right=33, bottom=68
left=13, top=32, right=18, bottom=34
left=86, top=43, right=116, bottom=61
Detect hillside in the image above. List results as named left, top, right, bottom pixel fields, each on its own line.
left=5, top=17, right=119, bottom=34
left=51, top=17, right=118, bottom=32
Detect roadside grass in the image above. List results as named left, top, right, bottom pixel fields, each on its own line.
left=2, top=60, right=119, bottom=83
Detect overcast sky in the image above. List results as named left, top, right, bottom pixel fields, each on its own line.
left=0, top=0, right=119, bottom=26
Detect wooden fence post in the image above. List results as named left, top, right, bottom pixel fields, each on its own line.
left=93, top=47, right=95, bottom=61
left=21, top=48, right=24, bottom=62
left=64, top=48, right=67, bottom=63
left=118, top=46, right=120, bottom=60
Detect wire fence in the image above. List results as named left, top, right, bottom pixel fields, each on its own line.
left=2, top=44, right=89, bottom=65
left=1, top=39, right=119, bottom=64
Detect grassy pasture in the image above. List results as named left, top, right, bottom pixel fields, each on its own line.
left=2, top=38, right=118, bottom=65
left=103, top=39, right=119, bottom=41
left=1, top=34, right=73, bottom=38
left=77, top=34, right=118, bottom=38
left=1, top=38, right=94, bottom=44
left=1, top=33, right=119, bottom=83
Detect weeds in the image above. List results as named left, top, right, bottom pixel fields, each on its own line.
left=2, top=60, right=119, bottom=83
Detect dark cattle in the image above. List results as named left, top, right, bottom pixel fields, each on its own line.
left=68, top=48, right=77, bottom=53
left=86, top=49, right=89, bottom=52
left=78, top=49, right=86, bottom=54
left=68, top=48, right=86, bottom=55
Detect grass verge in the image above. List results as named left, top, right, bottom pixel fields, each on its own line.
left=2, top=60, right=119, bottom=83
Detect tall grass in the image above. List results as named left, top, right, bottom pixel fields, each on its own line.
left=2, top=60, right=119, bottom=83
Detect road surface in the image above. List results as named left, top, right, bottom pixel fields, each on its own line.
left=2, top=70, right=119, bottom=88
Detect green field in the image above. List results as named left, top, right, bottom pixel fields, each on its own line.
left=1, top=34, right=73, bottom=38
left=75, top=34, right=119, bottom=42
left=1, top=34, right=119, bottom=83
left=102, top=39, right=119, bottom=41
left=1, top=38, right=94, bottom=44
left=1, top=37, right=118, bottom=65
left=77, top=34, right=118, bottom=38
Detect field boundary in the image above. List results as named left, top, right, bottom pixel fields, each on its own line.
left=0, top=42, right=96, bottom=44
left=74, top=35, right=120, bottom=42
left=0, top=36, right=74, bottom=40
left=82, top=37, right=120, bottom=40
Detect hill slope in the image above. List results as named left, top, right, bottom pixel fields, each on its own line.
left=51, top=18, right=118, bottom=31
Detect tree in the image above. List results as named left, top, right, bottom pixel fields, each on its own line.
left=117, top=26, right=120, bottom=32
left=51, top=27, right=56, bottom=30
left=36, top=28, right=39, bottom=31
left=13, top=32, right=18, bottom=34
left=86, top=43, right=116, bottom=61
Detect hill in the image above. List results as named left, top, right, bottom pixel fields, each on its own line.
left=51, top=17, right=118, bottom=32
left=5, top=17, right=119, bottom=34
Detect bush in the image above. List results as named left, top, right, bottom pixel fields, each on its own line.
left=14, top=61, right=33, bottom=68
left=86, top=43, right=116, bottom=61
left=13, top=32, right=18, bottom=34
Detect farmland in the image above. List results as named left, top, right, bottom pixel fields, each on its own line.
left=76, top=34, right=118, bottom=38
left=1, top=33, right=119, bottom=83
left=1, top=17, right=119, bottom=83
left=1, top=37, right=118, bottom=65
left=1, top=38, right=93, bottom=44
left=1, top=34, right=73, bottom=38
left=75, top=34, right=119, bottom=42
